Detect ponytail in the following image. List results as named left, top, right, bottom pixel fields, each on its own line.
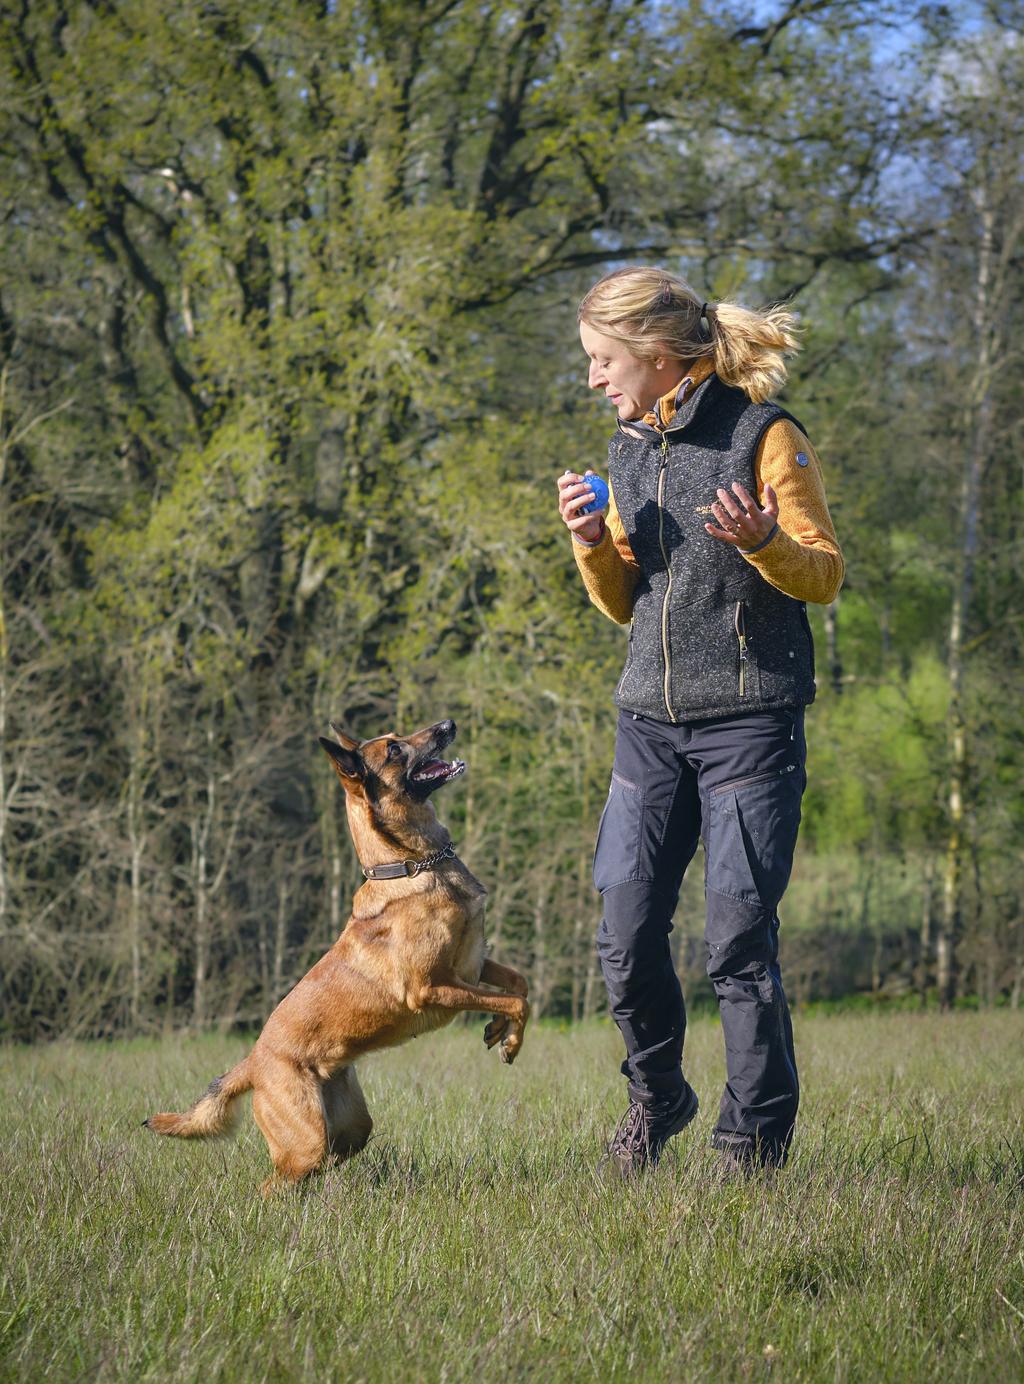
left=706, top=301, right=800, bottom=404
left=578, top=267, right=801, bottom=404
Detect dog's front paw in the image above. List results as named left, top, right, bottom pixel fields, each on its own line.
left=483, top=1016, right=510, bottom=1048
left=499, top=1029, right=523, bottom=1064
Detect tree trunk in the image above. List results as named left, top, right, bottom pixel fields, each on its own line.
left=571, top=904, right=584, bottom=1023
left=259, top=910, right=270, bottom=1017
left=273, top=875, right=288, bottom=1005
left=858, top=858, right=879, bottom=993
left=939, top=195, right=996, bottom=1011
left=191, top=727, right=216, bottom=1031
left=128, top=761, right=145, bottom=1030
left=532, top=883, right=548, bottom=1019
left=0, top=368, right=10, bottom=933
left=918, top=855, right=934, bottom=1006
left=573, top=735, right=594, bottom=1023
left=0, top=604, right=7, bottom=933
left=191, top=802, right=210, bottom=1031
left=329, top=845, right=342, bottom=942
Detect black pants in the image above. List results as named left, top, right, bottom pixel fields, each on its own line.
left=594, top=707, right=804, bottom=1165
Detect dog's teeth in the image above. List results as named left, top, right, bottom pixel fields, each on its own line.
left=411, top=756, right=465, bottom=784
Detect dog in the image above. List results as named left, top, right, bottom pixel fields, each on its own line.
left=145, top=719, right=529, bottom=1188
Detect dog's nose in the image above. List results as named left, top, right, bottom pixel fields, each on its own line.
left=440, top=718, right=456, bottom=738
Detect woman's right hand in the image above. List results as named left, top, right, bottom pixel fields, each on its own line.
left=557, top=470, right=606, bottom=543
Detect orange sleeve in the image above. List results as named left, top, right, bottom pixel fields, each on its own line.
left=741, top=420, right=844, bottom=605
left=571, top=483, right=640, bottom=625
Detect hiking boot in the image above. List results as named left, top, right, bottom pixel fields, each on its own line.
left=602, top=1083, right=699, bottom=1179
left=713, top=1135, right=784, bottom=1181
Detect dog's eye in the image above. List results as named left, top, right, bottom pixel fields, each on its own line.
left=386, top=742, right=404, bottom=761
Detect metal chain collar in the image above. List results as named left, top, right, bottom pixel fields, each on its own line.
left=361, top=840, right=456, bottom=881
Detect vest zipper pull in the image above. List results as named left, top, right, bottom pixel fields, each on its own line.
left=735, top=601, right=748, bottom=697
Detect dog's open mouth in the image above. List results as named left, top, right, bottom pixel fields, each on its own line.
left=410, top=757, right=466, bottom=786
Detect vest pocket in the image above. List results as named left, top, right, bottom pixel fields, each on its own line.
left=744, top=595, right=813, bottom=703
left=615, top=629, right=636, bottom=702
left=592, top=772, right=645, bottom=894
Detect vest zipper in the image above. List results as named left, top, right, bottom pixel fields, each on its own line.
left=735, top=600, right=748, bottom=697
left=657, top=434, right=677, bottom=723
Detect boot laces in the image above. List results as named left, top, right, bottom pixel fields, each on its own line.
left=612, top=1100, right=651, bottom=1155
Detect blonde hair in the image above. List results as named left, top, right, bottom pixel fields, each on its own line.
left=577, top=266, right=800, bottom=404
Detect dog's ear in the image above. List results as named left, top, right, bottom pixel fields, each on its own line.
left=328, top=722, right=361, bottom=753
left=318, top=736, right=364, bottom=784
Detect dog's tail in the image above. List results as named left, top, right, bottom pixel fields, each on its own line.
left=144, top=1057, right=253, bottom=1140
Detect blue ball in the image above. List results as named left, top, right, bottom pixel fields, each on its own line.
left=579, top=473, right=609, bottom=515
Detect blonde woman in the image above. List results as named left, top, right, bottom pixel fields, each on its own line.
left=557, top=267, right=843, bottom=1177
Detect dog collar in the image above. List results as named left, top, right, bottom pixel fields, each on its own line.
left=361, top=841, right=456, bottom=881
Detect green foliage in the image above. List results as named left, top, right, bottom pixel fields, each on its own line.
left=803, top=653, right=948, bottom=855
left=0, top=0, right=1021, bottom=1035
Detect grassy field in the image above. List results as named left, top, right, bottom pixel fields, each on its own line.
left=1, top=1011, right=1022, bottom=1383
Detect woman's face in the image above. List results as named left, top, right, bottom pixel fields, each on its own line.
left=579, top=321, right=683, bottom=421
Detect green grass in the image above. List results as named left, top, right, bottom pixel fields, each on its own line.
left=2, top=1012, right=1022, bottom=1382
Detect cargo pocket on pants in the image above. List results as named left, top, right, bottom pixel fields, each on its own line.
left=593, top=772, right=645, bottom=894
left=706, top=765, right=803, bottom=908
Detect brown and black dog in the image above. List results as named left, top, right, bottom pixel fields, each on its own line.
left=145, top=719, right=529, bottom=1188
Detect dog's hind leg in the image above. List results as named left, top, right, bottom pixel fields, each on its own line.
left=321, top=1065, right=373, bottom=1160
left=251, top=1060, right=328, bottom=1188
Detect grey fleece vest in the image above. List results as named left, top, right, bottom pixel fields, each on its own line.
left=609, top=373, right=816, bottom=722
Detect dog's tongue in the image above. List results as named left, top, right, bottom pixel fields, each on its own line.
left=411, top=756, right=465, bottom=784
left=416, top=759, right=450, bottom=779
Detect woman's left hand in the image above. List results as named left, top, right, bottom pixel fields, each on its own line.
left=706, top=482, right=778, bottom=549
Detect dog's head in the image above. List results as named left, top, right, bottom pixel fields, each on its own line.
left=318, top=719, right=465, bottom=807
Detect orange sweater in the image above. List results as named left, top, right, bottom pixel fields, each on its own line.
left=573, top=361, right=843, bottom=623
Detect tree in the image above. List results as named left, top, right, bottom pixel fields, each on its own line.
left=2, top=0, right=1017, bottom=1034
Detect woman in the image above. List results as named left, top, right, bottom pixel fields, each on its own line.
left=557, top=267, right=843, bottom=1177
